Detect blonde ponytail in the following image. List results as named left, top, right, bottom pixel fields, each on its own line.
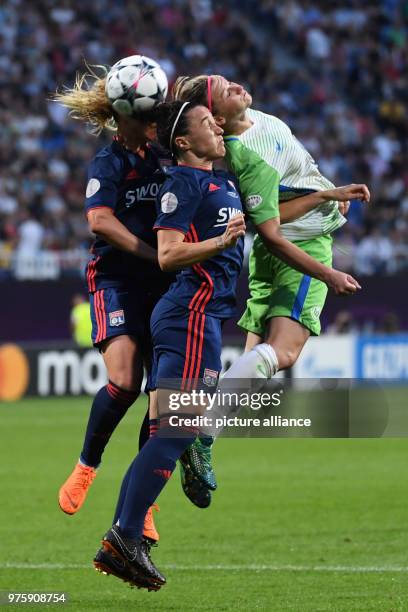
left=52, top=65, right=116, bottom=135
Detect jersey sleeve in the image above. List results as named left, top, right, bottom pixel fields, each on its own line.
left=84, top=152, right=123, bottom=214
left=154, top=173, right=202, bottom=235
left=224, top=137, right=280, bottom=226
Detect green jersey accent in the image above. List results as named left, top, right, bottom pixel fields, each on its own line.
left=237, top=108, right=346, bottom=241
left=224, top=137, right=280, bottom=226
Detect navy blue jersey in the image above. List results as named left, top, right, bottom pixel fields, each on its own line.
left=85, top=140, right=173, bottom=293
left=154, top=166, right=244, bottom=319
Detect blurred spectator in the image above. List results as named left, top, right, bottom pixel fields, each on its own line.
left=0, top=0, right=407, bottom=277
left=354, top=228, right=394, bottom=276
left=378, top=312, right=401, bottom=334
left=16, top=211, right=44, bottom=256
left=70, top=293, right=92, bottom=347
left=326, top=311, right=357, bottom=335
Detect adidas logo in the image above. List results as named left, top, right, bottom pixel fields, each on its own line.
left=126, top=169, right=139, bottom=180
left=153, top=469, right=172, bottom=480
left=208, top=183, right=220, bottom=192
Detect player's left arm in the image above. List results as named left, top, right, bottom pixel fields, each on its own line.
left=157, top=215, right=245, bottom=272
left=279, top=184, right=370, bottom=224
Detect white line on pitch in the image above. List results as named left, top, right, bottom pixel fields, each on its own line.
left=2, top=563, right=408, bottom=573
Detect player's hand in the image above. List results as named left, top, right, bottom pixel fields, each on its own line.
left=325, top=184, right=371, bottom=203
left=221, top=214, right=246, bottom=248
left=327, top=269, right=361, bottom=295
left=338, top=200, right=350, bottom=216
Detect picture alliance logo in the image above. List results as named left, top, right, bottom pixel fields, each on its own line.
left=37, top=350, right=107, bottom=396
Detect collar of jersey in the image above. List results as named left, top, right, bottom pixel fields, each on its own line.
left=177, top=163, right=213, bottom=172
left=223, top=136, right=240, bottom=142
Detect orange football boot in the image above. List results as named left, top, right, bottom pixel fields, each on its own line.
left=143, top=504, right=160, bottom=542
left=58, top=463, right=97, bottom=515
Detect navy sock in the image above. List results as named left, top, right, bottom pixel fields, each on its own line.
left=119, top=428, right=196, bottom=538
left=138, top=409, right=150, bottom=451
left=113, top=419, right=158, bottom=525
left=80, top=381, right=139, bottom=468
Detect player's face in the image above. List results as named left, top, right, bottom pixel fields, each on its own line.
left=117, top=116, right=157, bottom=148
left=178, top=106, right=225, bottom=160
left=210, top=75, right=252, bottom=121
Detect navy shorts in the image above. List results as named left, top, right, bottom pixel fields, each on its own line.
left=150, top=297, right=222, bottom=392
left=90, top=287, right=154, bottom=350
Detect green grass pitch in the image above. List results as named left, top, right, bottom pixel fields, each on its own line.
left=0, top=396, right=407, bottom=611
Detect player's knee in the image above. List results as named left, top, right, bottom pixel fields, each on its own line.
left=109, top=370, right=141, bottom=392
left=276, top=347, right=298, bottom=370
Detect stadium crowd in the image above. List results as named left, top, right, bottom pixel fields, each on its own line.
left=0, top=0, right=407, bottom=276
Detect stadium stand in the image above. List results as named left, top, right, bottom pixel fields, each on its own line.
left=0, top=0, right=407, bottom=278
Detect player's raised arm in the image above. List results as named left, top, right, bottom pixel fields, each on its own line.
left=279, top=184, right=370, bottom=224
left=225, top=137, right=361, bottom=295
left=257, top=217, right=360, bottom=295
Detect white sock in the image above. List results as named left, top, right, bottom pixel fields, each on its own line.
left=222, top=342, right=279, bottom=380
left=201, top=344, right=279, bottom=438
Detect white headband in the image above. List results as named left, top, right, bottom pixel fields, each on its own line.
left=170, top=101, right=190, bottom=151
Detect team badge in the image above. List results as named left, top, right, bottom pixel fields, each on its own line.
left=109, top=310, right=125, bottom=327
left=246, top=194, right=262, bottom=209
left=203, top=368, right=219, bottom=387
left=310, top=306, right=322, bottom=321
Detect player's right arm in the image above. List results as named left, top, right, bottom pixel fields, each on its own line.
left=85, top=154, right=157, bottom=263
left=225, top=138, right=360, bottom=295
left=257, top=217, right=360, bottom=294
left=87, top=207, right=157, bottom=261
left=279, top=184, right=370, bottom=224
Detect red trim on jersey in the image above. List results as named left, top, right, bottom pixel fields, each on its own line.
left=185, top=223, right=214, bottom=314
left=194, top=263, right=214, bottom=313
left=191, top=274, right=211, bottom=313
left=188, top=281, right=207, bottom=310
left=153, top=226, right=186, bottom=236
left=87, top=258, right=98, bottom=292
left=189, top=224, right=199, bottom=242
left=86, top=206, right=114, bottom=218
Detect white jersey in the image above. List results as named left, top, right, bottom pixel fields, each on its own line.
left=239, top=108, right=346, bottom=241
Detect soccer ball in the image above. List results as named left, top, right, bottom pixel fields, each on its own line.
left=105, top=55, right=168, bottom=115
